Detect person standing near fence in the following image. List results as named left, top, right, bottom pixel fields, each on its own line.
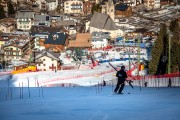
left=114, top=65, right=127, bottom=94
left=168, top=78, right=172, bottom=87
left=103, top=80, right=106, bottom=86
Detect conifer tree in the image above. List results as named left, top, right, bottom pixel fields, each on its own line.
left=8, top=1, right=15, bottom=15
left=0, top=5, right=6, bottom=19
left=149, top=24, right=167, bottom=75
left=91, top=4, right=101, bottom=14
left=169, top=19, right=180, bottom=72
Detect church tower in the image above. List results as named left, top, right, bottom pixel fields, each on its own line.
left=106, top=0, right=115, bottom=21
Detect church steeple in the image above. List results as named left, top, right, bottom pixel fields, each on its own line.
left=107, top=0, right=115, bottom=21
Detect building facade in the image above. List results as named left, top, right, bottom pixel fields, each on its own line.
left=35, top=50, right=60, bottom=71
left=83, top=0, right=95, bottom=15
left=64, top=0, right=83, bottom=14
left=2, top=37, right=35, bottom=61
left=89, top=12, right=124, bottom=39
left=144, top=0, right=160, bottom=10
left=45, top=0, right=58, bottom=11
left=101, top=0, right=115, bottom=21
left=16, top=10, right=35, bottom=31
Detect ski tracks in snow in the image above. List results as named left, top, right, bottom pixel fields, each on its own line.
left=88, top=110, right=109, bottom=120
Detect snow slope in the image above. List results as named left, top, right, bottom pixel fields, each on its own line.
left=0, top=86, right=180, bottom=120
left=0, top=61, right=180, bottom=120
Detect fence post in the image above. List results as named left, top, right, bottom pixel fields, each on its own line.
left=139, top=76, right=141, bottom=91
left=10, top=87, right=12, bottom=100
left=22, top=82, right=23, bottom=99
left=27, top=77, right=30, bottom=98
left=19, top=83, right=21, bottom=99
left=41, top=86, right=44, bottom=98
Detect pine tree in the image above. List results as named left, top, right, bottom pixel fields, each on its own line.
left=8, top=1, right=15, bottom=15
left=91, top=4, right=101, bottom=14
left=149, top=35, right=163, bottom=75
left=169, top=19, right=180, bottom=72
left=149, top=24, right=167, bottom=75
left=0, top=5, right=6, bottom=19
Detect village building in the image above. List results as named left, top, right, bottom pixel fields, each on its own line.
left=0, top=34, right=25, bottom=48
left=2, top=36, right=35, bottom=62
left=16, top=10, right=35, bottom=31
left=67, top=33, right=92, bottom=48
left=35, top=0, right=58, bottom=11
left=144, top=0, right=160, bottom=10
left=91, top=32, right=110, bottom=49
left=44, top=32, right=67, bottom=52
left=57, top=20, right=77, bottom=35
left=64, top=0, right=83, bottom=14
left=0, top=50, right=4, bottom=63
left=30, top=26, right=67, bottom=52
left=89, top=12, right=124, bottom=39
left=0, top=18, right=16, bottom=33
left=45, top=0, right=58, bottom=11
left=0, top=36, right=9, bottom=49
left=34, top=14, right=51, bottom=27
left=51, top=15, right=62, bottom=27
left=115, top=3, right=132, bottom=18
left=83, top=0, right=95, bottom=15
left=10, top=60, right=29, bottom=71
left=35, top=50, right=60, bottom=71
left=101, top=0, right=115, bottom=21
left=123, top=0, right=142, bottom=6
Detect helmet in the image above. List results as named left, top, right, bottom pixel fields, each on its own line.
left=121, top=65, right=125, bottom=69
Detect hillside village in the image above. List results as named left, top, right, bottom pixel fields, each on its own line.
left=0, top=0, right=179, bottom=73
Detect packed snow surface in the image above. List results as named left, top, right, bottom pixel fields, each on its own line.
left=0, top=85, right=180, bottom=120
left=0, top=61, right=179, bottom=120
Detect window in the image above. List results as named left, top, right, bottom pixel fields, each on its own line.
left=43, top=59, right=45, bottom=61
left=43, top=64, right=45, bottom=66
left=52, top=59, right=54, bottom=61
left=10, top=48, right=13, bottom=55
left=53, top=34, right=58, bottom=40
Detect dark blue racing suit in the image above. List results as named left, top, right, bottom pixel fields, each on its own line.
left=114, top=69, right=127, bottom=94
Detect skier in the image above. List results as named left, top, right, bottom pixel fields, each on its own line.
left=103, top=80, right=106, bottom=86
left=114, top=65, right=127, bottom=94
left=168, top=78, right=172, bottom=87
left=144, top=82, right=148, bottom=87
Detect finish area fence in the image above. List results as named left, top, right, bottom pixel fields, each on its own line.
left=126, top=72, right=180, bottom=87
